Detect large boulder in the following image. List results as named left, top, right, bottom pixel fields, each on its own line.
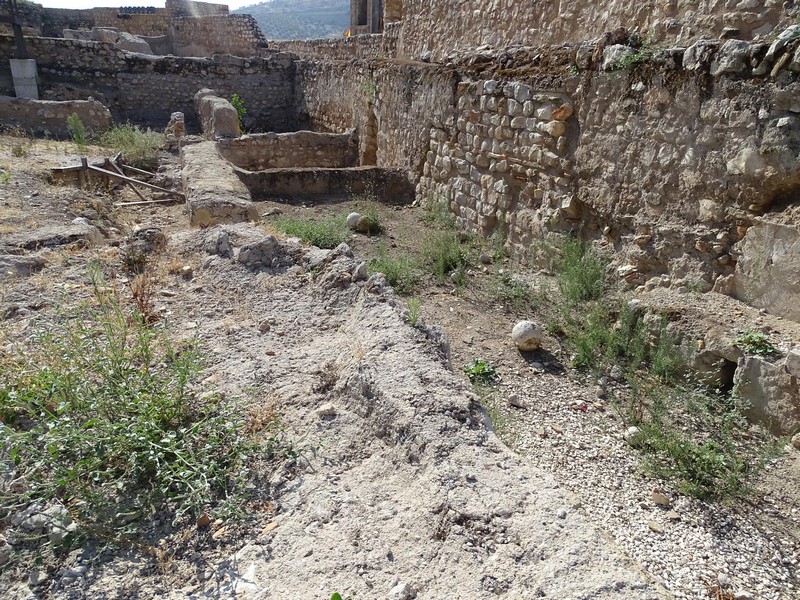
left=733, top=351, right=800, bottom=436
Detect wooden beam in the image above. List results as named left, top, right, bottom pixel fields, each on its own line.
left=114, top=198, right=181, bottom=207
left=118, top=163, right=156, bottom=178
left=106, top=158, right=148, bottom=203
left=87, top=164, right=184, bottom=199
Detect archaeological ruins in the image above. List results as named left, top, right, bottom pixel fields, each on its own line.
left=1, top=0, right=799, bottom=598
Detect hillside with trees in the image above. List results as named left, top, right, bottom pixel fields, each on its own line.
left=234, top=0, right=350, bottom=40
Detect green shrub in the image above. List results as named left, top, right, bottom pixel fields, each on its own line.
left=463, top=359, right=498, bottom=384
left=276, top=216, right=350, bottom=249
left=563, top=301, right=686, bottom=379
left=422, top=231, right=467, bottom=282
left=0, top=269, right=267, bottom=540
left=407, top=297, right=421, bottom=326
left=99, top=124, right=164, bottom=170
left=231, top=93, right=247, bottom=129
left=357, top=208, right=384, bottom=235
left=423, top=197, right=456, bottom=229
left=489, top=271, right=535, bottom=314
left=626, top=381, right=768, bottom=500
left=66, top=113, right=88, bottom=151
left=734, top=330, right=779, bottom=358
left=556, top=237, right=608, bottom=304
left=369, top=244, right=420, bottom=294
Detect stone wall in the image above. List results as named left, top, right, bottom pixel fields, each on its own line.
left=0, top=35, right=296, bottom=131
left=41, top=8, right=172, bottom=38
left=32, top=2, right=264, bottom=58
left=396, top=0, right=799, bottom=61
left=294, top=34, right=800, bottom=301
left=218, top=130, right=358, bottom=170
left=0, top=96, right=111, bottom=137
left=271, top=35, right=384, bottom=61
left=278, top=0, right=799, bottom=62
left=295, top=59, right=457, bottom=175
left=417, top=80, right=576, bottom=243
left=237, top=166, right=415, bottom=204
left=171, top=15, right=268, bottom=57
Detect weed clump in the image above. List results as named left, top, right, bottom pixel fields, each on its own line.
left=231, top=93, right=247, bottom=130
left=0, top=268, right=270, bottom=543
left=66, top=113, right=88, bottom=152
left=423, top=231, right=468, bottom=283
left=463, top=359, right=498, bottom=384
left=369, top=244, right=420, bottom=294
left=276, top=216, right=350, bottom=249
left=99, top=124, right=164, bottom=170
left=624, top=380, right=772, bottom=500
left=556, top=237, right=607, bottom=304
left=734, top=330, right=779, bottom=358
left=536, top=234, right=774, bottom=501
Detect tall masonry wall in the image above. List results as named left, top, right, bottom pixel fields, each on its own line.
left=295, top=39, right=800, bottom=294
left=0, top=35, right=295, bottom=131
left=275, top=1, right=800, bottom=62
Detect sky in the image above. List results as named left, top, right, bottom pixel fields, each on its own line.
left=37, top=1, right=259, bottom=9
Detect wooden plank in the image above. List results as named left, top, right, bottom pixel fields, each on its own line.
left=114, top=198, right=181, bottom=207
left=118, top=163, right=156, bottom=178
left=107, top=159, right=148, bottom=203
left=86, top=164, right=184, bottom=198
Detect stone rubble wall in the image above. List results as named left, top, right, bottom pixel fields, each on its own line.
left=417, top=81, right=575, bottom=243
left=271, top=34, right=384, bottom=61
left=260, top=1, right=797, bottom=62
left=171, top=15, right=268, bottom=57
left=397, top=0, right=799, bottom=61
left=26, top=2, right=263, bottom=58
left=218, top=130, right=358, bottom=170
left=295, top=59, right=457, bottom=174
left=295, top=36, right=800, bottom=305
left=0, top=96, right=111, bottom=138
left=0, top=35, right=296, bottom=132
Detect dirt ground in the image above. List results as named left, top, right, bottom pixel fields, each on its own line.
left=1, top=135, right=799, bottom=599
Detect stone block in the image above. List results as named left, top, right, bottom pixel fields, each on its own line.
left=734, top=221, right=800, bottom=322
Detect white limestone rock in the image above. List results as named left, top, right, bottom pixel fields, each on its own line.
left=346, top=212, right=362, bottom=229
left=511, top=320, right=544, bottom=351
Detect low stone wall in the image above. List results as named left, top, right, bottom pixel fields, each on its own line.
left=0, top=96, right=111, bottom=137
left=236, top=166, right=414, bottom=205
left=272, top=35, right=385, bottom=61
left=182, top=141, right=258, bottom=226
left=0, top=36, right=297, bottom=131
left=218, top=130, right=358, bottom=170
